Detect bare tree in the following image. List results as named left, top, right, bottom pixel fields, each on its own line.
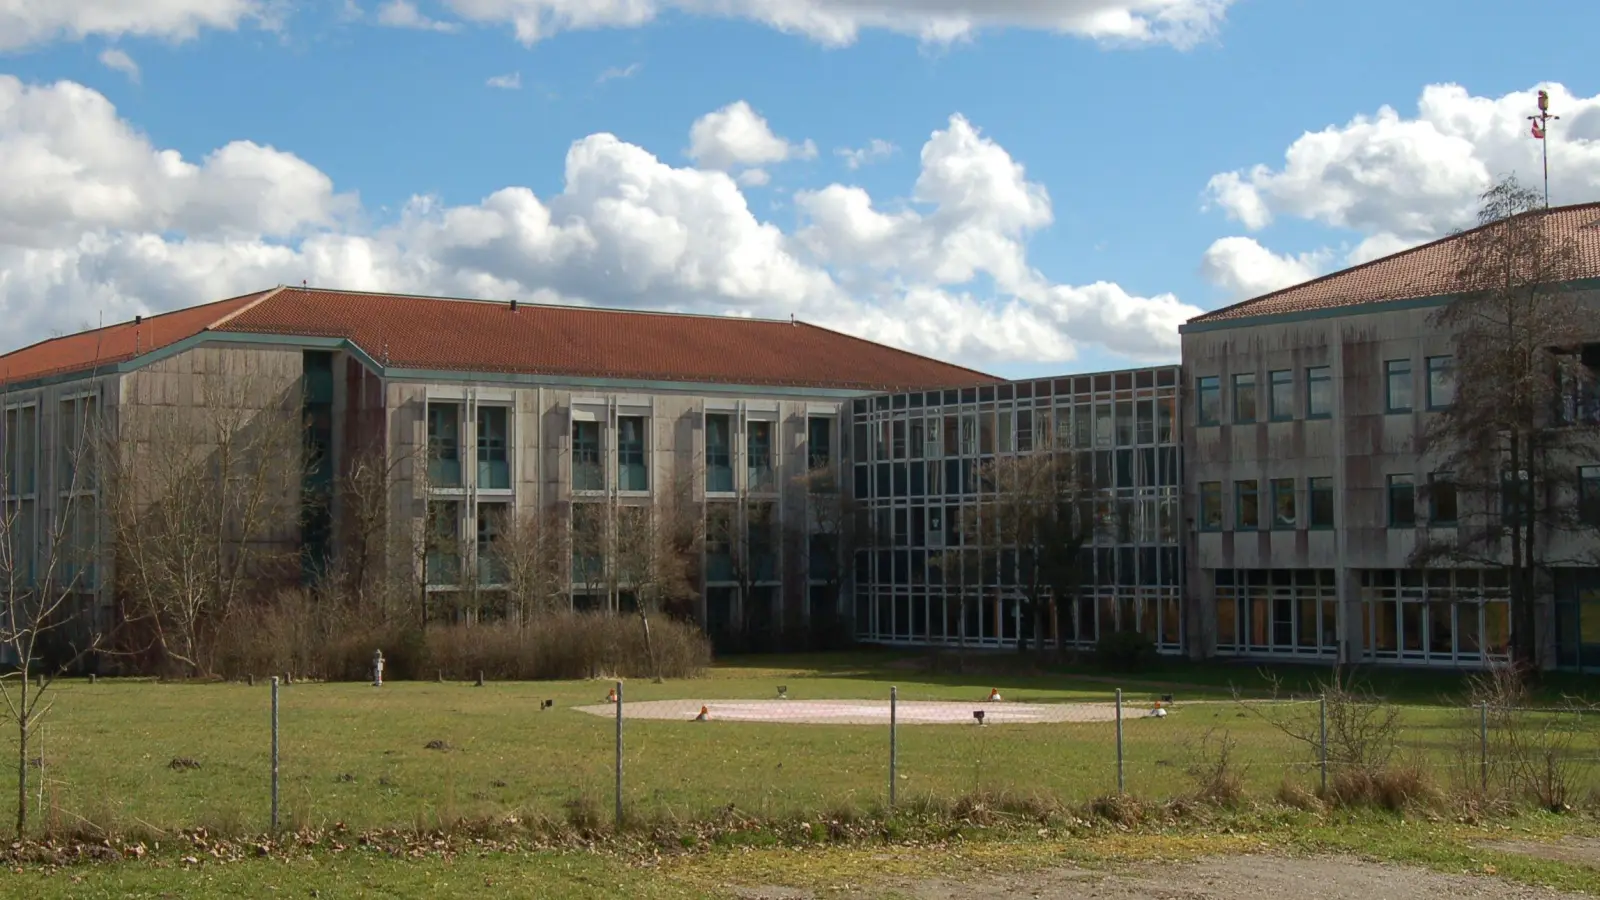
left=1411, top=175, right=1591, bottom=668
left=613, top=474, right=701, bottom=679
left=107, top=373, right=305, bottom=676
left=793, top=464, right=858, bottom=645
left=570, top=501, right=611, bottom=612
left=487, top=503, right=570, bottom=621
left=1, top=384, right=105, bottom=836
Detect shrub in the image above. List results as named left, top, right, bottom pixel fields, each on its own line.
left=210, top=591, right=710, bottom=681
left=1095, top=629, right=1157, bottom=672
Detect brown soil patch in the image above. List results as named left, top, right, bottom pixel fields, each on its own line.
left=1480, top=836, right=1600, bottom=868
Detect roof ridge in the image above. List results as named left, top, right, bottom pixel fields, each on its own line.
left=282, top=285, right=799, bottom=326
left=205, top=285, right=285, bottom=332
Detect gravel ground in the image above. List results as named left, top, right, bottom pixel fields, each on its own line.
left=734, top=853, right=1594, bottom=900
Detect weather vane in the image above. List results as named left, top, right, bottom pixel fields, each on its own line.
left=1529, top=88, right=1559, bottom=208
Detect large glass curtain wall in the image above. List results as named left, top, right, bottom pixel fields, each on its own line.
left=849, top=368, right=1184, bottom=652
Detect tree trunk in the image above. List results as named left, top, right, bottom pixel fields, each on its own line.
left=15, top=684, right=27, bottom=838
left=639, top=609, right=658, bottom=682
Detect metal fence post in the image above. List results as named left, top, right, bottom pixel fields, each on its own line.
left=270, top=675, right=280, bottom=832
left=1319, top=693, right=1328, bottom=795
left=889, top=686, right=898, bottom=809
left=614, top=680, right=624, bottom=828
left=1115, top=688, right=1125, bottom=794
left=1480, top=700, right=1489, bottom=794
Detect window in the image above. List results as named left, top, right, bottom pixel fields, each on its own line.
left=1236, top=479, right=1259, bottom=530
left=1501, top=469, right=1531, bottom=521
left=1387, top=474, right=1416, bottom=526
left=58, top=396, right=97, bottom=491
left=1269, top=370, right=1293, bottom=421
left=1581, top=465, right=1600, bottom=526
left=426, top=402, right=462, bottom=486
left=571, top=503, right=607, bottom=586
left=1199, top=481, right=1223, bottom=531
left=1308, top=477, right=1334, bottom=528
left=476, top=406, right=509, bottom=490
left=706, top=414, right=733, bottom=492
left=1197, top=376, right=1221, bottom=426
left=425, top=500, right=460, bottom=585
left=1306, top=366, right=1332, bottom=418
left=807, top=417, right=833, bottom=469
left=748, top=503, right=776, bottom=581
left=572, top=420, right=603, bottom=491
left=618, top=415, right=647, bottom=491
left=1271, top=478, right=1296, bottom=528
left=1428, top=472, right=1458, bottom=525
left=477, top=502, right=508, bottom=585
left=1233, top=373, right=1257, bottom=424
left=1426, top=355, right=1455, bottom=409
left=748, top=420, right=775, bottom=491
left=1385, top=359, right=1413, bottom=413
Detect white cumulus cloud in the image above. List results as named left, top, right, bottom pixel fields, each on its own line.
left=439, top=0, right=1233, bottom=49
left=0, top=0, right=263, bottom=51
left=688, top=100, right=816, bottom=173
left=1199, top=81, right=1600, bottom=302
left=97, top=48, right=141, bottom=83
left=0, top=78, right=1197, bottom=368
left=486, top=71, right=521, bottom=89
left=376, top=0, right=459, bottom=30
left=837, top=138, right=897, bottom=170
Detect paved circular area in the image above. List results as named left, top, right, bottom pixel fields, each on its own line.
left=573, top=698, right=1122, bottom=724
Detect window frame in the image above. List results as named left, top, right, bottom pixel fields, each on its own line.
left=1307, top=476, right=1334, bottom=529
left=1384, top=359, right=1414, bottom=414
left=572, top=419, right=605, bottom=492
left=1425, top=355, right=1455, bottom=410
left=1233, top=372, right=1258, bottom=425
left=617, top=414, right=649, bottom=492
left=1580, top=465, right=1600, bottom=527
left=1235, top=479, right=1260, bottom=531
left=1306, top=366, right=1332, bottom=419
left=1387, top=473, right=1417, bottom=527
left=1270, top=477, right=1296, bottom=529
left=1196, top=376, right=1221, bottom=426
left=1268, top=369, right=1294, bottom=421
left=1428, top=471, right=1458, bottom=526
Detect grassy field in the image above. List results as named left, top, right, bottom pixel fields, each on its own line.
left=6, top=652, right=1600, bottom=839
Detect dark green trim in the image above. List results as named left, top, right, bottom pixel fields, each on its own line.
left=1180, top=277, right=1600, bottom=335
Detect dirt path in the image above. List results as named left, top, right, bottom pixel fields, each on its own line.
left=735, top=853, right=1592, bottom=900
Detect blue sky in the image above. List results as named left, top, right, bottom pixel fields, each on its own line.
left=2, top=0, right=1598, bottom=378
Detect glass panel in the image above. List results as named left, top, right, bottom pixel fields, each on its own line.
left=427, top=402, right=462, bottom=486
left=706, top=414, right=733, bottom=492
left=1233, top=373, right=1257, bottom=423
left=1236, top=480, right=1259, bottom=529
left=1426, top=355, right=1455, bottom=409
left=1307, top=366, right=1332, bottom=417
left=477, top=406, right=510, bottom=489
left=618, top=415, right=648, bottom=491
left=1385, top=359, right=1413, bottom=412
left=1197, top=377, right=1220, bottom=425
left=748, top=420, right=775, bottom=491
left=1272, top=478, right=1296, bottom=528
left=807, top=417, right=833, bottom=469
left=1269, top=369, right=1294, bottom=420
left=573, top=420, right=604, bottom=491
left=1308, top=477, right=1334, bottom=527
left=1388, top=474, right=1416, bottom=526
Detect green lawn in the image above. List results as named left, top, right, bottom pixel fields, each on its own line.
left=6, top=652, right=1599, bottom=838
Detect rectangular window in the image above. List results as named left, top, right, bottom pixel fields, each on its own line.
left=1199, top=481, right=1223, bottom=531
left=425, top=499, right=461, bottom=585
left=1197, top=376, right=1221, bottom=426
left=1271, top=477, right=1296, bottom=528
left=477, top=502, right=508, bottom=585
left=1016, top=410, right=1033, bottom=451
left=618, top=415, right=648, bottom=491
left=748, top=420, right=775, bottom=491
left=748, top=503, right=777, bottom=581
left=1385, top=359, right=1413, bottom=412
left=427, top=402, right=462, bottom=486
left=1501, top=469, right=1531, bottom=521
left=571, top=503, right=607, bottom=586
left=1236, top=479, right=1260, bottom=530
left=807, top=417, right=833, bottom=469
left=1388, top=474, right=1416, bottom=526
left=476, top=405, right=510, bottom=490
left=1581, top=465, right=1600, bottom=526
left=1306, top=366, right=1332, bottom=418
left=706, top=414, right=733, bottom=493
left=1269, top=370, right=1293, bottom=420
left=1426, top=355, right=1455, bottom=409
left=1308, top=477, right=1334, bottom=528
left=572, top=420, right=603, bottom=491
left=1428, top=471, right=1458, bottom=525
left=1233, top=373, right=1257, bottom=424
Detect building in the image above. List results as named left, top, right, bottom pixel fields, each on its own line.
left=848, top=368, right=1185, bottom=652
left=0, top=286, right=989, bottom=654
left=1181, top=202, right=1600, bottom=669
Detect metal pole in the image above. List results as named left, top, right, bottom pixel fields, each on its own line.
left=270, top=676, right=280, bottom=832
left=1480, top=700, right=1489, bottom=794
left=1115, top=688, right=1125, bottom=794
left=614, top=680, right=624, bottom=828
left=1319, top=694, right=1328, bottom=796
left=889, top=686, right=898, bottom=809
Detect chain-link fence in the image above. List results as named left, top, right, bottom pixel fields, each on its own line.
left=15, top=677, right=1600, bottom=836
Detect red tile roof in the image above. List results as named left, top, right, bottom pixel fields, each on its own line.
left=2, top=287, right=993, bottom=392
left=1189, top=202, right=1600, bottom=325
left=0, top=291, right=274, bottom=388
